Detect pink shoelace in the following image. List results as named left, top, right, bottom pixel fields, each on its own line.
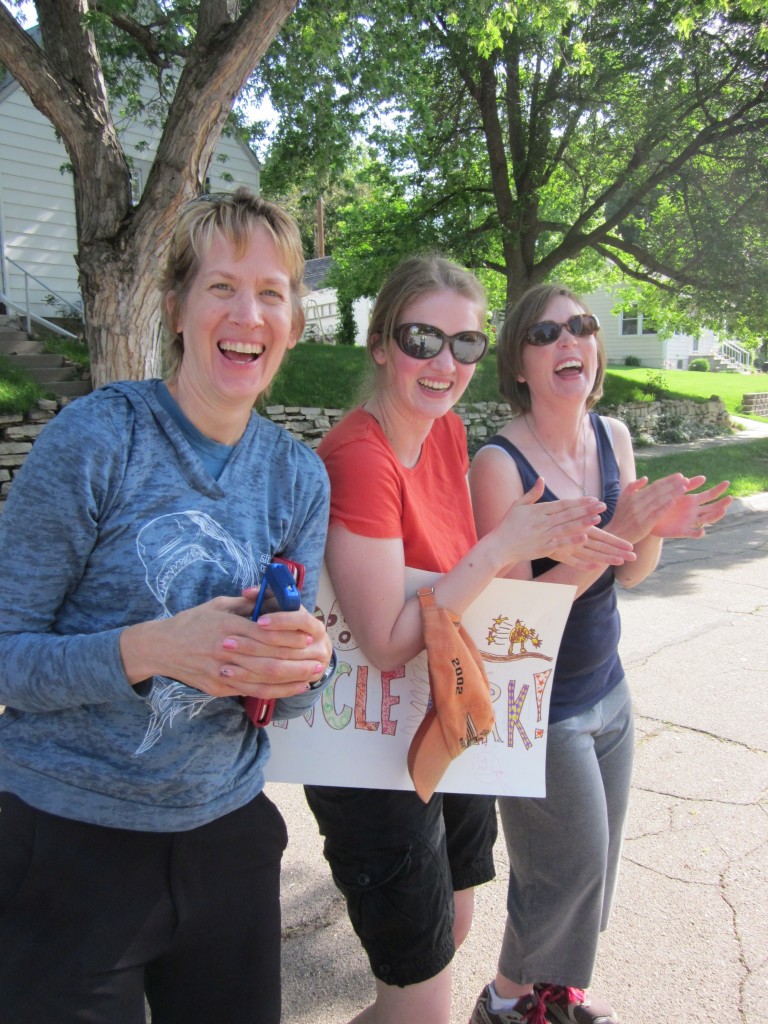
left=534, top=986, right=588, bottom=1018
left=521, top=995, right=550, bottom=1024
left=519, top=984, right=589, bottom=1023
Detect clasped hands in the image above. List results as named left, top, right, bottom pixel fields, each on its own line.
left=123, top=591, right=332, bottom=700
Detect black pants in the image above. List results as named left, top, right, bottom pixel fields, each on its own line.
left=0, top=791, right=287, bottom=1024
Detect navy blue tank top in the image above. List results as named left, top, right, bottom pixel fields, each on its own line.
left=482, top=412, right=624, bottom=723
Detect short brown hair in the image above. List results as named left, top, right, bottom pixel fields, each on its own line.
left=159, top=188, right=306, bottom=380
left=497, top=283, right=606, bottom=414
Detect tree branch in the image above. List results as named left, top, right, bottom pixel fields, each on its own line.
left=136, top=0, right=298, bottom=235
left=593, top=245, right=678, bottom=292
left=91, top=1, right=177, bottom=70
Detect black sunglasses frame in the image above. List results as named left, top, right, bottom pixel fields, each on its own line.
left=394, top=323, right=489, bottom=365
left=525, top=314, right=600, bottom=346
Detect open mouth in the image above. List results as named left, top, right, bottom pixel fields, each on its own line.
left=418, top=378, right=452, bottom=393
left=554, top=358, right=583, bottom=377
left=218, top=341, right=265, bottom=363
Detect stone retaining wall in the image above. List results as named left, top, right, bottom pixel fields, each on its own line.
left=0, top=394, right=735, bottom=512
left=741, top=393, right=768, bottom=417
left=0, top=399, right=59, bottom=509
left=597, top=396, right=732, bottom=446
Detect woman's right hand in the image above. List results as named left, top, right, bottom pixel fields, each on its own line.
left=491, top=478, right=632, bottom=568
left=119, top=595, right=331, bottom=700
left=606, top=473, right=691, bottom=544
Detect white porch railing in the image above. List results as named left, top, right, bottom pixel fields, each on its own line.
left=302, top=296, right=338, bottom=343
left=718, top=338, right=752, bottom=370
left=1, top=257, right=80, bottom=340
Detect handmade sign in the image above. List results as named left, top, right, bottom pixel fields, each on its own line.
left=264, top=566, right=576, bottom=797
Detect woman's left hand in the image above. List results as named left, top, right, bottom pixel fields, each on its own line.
left=548, top=526, right=636, bottom=570
left=649, top=476, right=733, bottom=538
left=217, top=591, right=333, bottom=692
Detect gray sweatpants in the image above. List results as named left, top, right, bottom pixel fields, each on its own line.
left=497, top=677, right=635, bottom=988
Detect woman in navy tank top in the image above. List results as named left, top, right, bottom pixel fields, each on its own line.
left=467, top=284, right=731, bottom=1024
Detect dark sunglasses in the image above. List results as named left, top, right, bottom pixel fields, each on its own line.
left=394, top=323, right=489, bottom=365
left=525, top=313, right=600, bottom=346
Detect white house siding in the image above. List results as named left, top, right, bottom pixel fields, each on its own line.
left=352, top=295, right=373, bottom=344
left=113, top=80, right=262, bottom=204
left=0, top=79, right=261, bottom=318
left=584, top=287, right=730, bottom=369
left=583, top=287, right=667, bottom=368
left=302, top=285, right=339, bottom=342
left=665, top=333, right=698, bottom=369
left=302, top=286, right=372, bottom=345
left=0, top=84, right=80, bottom=315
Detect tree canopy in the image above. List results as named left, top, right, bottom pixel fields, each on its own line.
left=255, top=0, right=768, bottom=342
left=0, top=0, right=297, bottom=385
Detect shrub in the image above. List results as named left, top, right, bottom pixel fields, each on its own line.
left=624, top=354, right=641, bottom=367
left=302, top=324, right=322, bottom=344
left=641, top=370, right=668, bottom=400
left=335, top=296, right=357, bottom=346
left=689, top=358, right=709, bottom=372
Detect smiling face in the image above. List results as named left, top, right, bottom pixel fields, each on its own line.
left=169, top=225, right=298, bottom=440
left=372, top=288, right=482, bottom=425
left=518, top=294, right=600, bottom=410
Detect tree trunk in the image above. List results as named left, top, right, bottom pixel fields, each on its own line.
left=504, top=249, right=537, bottom=310
left=0, top=0, right=299, bottom=389
left=79, top=235, right=166, bottom=386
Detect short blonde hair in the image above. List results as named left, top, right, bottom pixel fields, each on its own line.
left=497, top=283, right=606, bottom=414
left=159, top=188, right=306, bottom=379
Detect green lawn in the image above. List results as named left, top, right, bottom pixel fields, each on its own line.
left=4, top=340, right=766, bottom=416
left=636, top=439, right=768, bottom=499
left=3, top=341, right=767, bottom=497
left=264, top=344, right=768, bottom=418
left=604, top=366, right=768, bottom=419
left=0, top=355, right=46, bottom=414
left=260, top=343, right=370, bottom=409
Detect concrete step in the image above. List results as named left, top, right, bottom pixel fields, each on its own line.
left=711, top=355, right=752, bottom=374
left=2, top=352, right=80, bottom=386
left=8, top=353, right=67, bottom=369
left=1, top=344, right=91, bottom=401
left=0, top=332, right=38, bottom=355
left=45, top=380, right=91, bottom=399
left=29, top=367, right=80, bottom=384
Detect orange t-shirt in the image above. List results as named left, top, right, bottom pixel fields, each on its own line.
left=317, top=408, right=477, bottom=573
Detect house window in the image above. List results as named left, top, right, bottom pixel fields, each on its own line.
left=621, top=307, right=656, bottom=335
left=641, top=316, right=656, bottom=335
left=130, top=169, right=143, bottom=205
left=621, top=309, right=639, bottom=335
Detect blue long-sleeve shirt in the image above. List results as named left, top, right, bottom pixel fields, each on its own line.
left=0, top=379, right=330, bottom=830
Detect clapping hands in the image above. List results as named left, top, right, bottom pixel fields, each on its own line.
left=499, top=478, right=635, bottom=570
left=648, top=475, right=732, bottom=538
